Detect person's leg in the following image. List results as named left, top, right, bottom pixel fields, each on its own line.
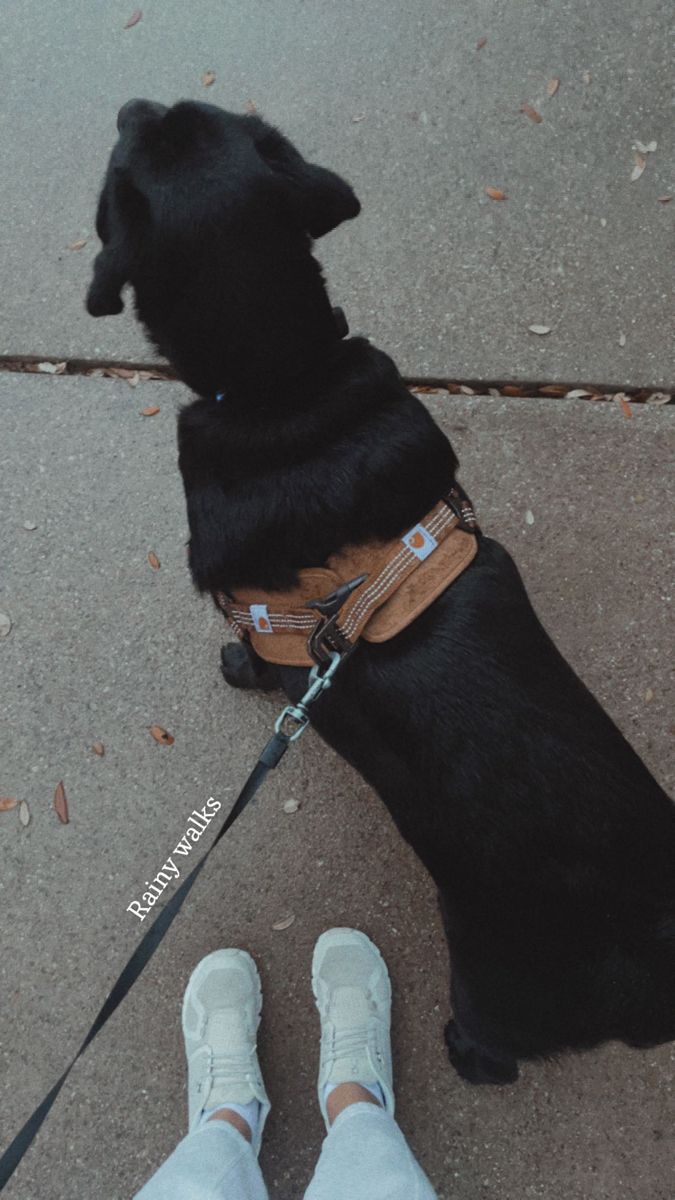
left=304, top=929, right=438, bottom=1200
left=134, top=949, right=271, bottom=1200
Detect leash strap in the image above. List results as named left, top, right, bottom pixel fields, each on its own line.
left=0, top=730, right=290, bottom=1192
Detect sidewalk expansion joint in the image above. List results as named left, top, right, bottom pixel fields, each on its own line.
left=0, top=356, right=671, bottom=407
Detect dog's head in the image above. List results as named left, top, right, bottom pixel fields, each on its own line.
left=86, top=99, right=361, bottom=321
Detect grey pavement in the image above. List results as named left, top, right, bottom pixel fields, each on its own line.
left=0, top=0, right=673, bottom=388
left=0, top=373, right=673, bottom=1199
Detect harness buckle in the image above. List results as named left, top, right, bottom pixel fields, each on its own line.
left=445, top=485, right=479, bottom=533
left=305, top=573, right=367, bottom=667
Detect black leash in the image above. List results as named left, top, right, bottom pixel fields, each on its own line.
left=0, top=729, right=291, bottom=1192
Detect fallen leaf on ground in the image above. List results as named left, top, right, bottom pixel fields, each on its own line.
left=547, top=78, right=560, bottom=97
left=352, top=113, right=367, bottom=123
left=124, top=10, right=142, bottom=28
left=525, top=510, right=535, bottom=525
left=202, top=71, right=216, bottom=87
left=634, top=140, right=657, bottom=154
left=488, top=387, right=501, bottom=397
left=0, top=797, right=19, bottom=812
left=630, top=153, right=646, bottom=182
left=22, top=520, right=37, bottom=530
left=148, top=551, right=161, bottom=570
left=150, top=725, right=174, bottom=745
left=126, top=373, right=140, bottom=389
left=645, top=688, right=654, bottom=702
left=92, top=742, right=105, bottom=757
left=0, top=613, right=12, bottom=637
left=37, top=361, right=67, bottom=374
left=244, top=99, right=257, bottom=114
left=459, top=385, right=475, bottom=395
left=476, top=36, right=487, bottom=50
left=615, top=394, right=633, bottom=419
left=582, top=70, right=592, bottom=84
left=657, top=195, right=672, bottom=204
left=565, top=389, right=592, bottom=398
left=502, top=385, right=527, bottom=397
left=142, top=404, right=161, bottom=417
left=528, top=325, right=551, bottom=335
left=19, top=801, right=30, bottom=827
left=484, top=186, right=506, bottom=201
left=283, top=798, right=300, bottom=814
left=106, top=366, right=138, bottom=379
left=68, top=239, right=88, bottom=251
left=540, top=385, right=567, bottom=396
left=272, top=914, right=295, bottom=931
left=520, top=103, right=543, bottom=123
left=619, top=332, right=626, bottom=347
left=645, top=392, right=671, bottom=405
left=54, top=781, right=69, bottom=824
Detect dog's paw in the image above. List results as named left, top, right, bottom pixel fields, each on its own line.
left=220, top=643, right=282, bottom=692
left=444, top=1020, right=519, bottom=1085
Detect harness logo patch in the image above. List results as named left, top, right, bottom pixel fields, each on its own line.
left=250, top=603, right=272, bottom=633
left=402, top=525, right=438, bottom=561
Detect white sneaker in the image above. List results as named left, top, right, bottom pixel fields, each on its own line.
left=181, top=949, right=270, bottom=1154
left=312, top=928, right=395, bottom=1130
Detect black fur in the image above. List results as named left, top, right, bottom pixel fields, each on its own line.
left=88, top=100, right=675, bottom=1083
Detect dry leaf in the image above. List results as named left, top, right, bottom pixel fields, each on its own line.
left=0, top=797, right=19, bottom=812
left=105, top=366, right=138, bottom=379
left=92, top=742, right=105, bottom=757
left=54, top=781, right=69, bottom=824
left=22, top=520, right=37, bottom=530
left=502, top=385, right=527, bottom=397
left=126, top=372, right=140, bottom=389
left=37, top=361, right=67, bottom=374
left=488, top=387, right=501, bottom=397
left=546, top=78, right=560, bottom=97
left=644, top=687, right=654, bottom=702
left=142, top=404, right=161, bottom=417
left=525, top=510, right=535, bottom=525
left=459, top=385, right=475, bottom=395
left=520, top=103, right=543, bottom=123
left=0, top=612, right=12, bottom=638
left=582, top=70, right=592, bottom=84
left=272, top=914, right=296, bottom=931
left=244, top=99, right=257, bottom=114
left=630, top=153, right=646, bottom=182
left=616, top=394, right=633, bottom=419
left=657, top=195, right=672, bottom=204
left=148, top=551, right=161, bottom=571
left=476, top=36, right=487, bottom=50
left=619, top=332, right=626, bottom=347
left=68, top=239, right=88, bottom=252
left=352, top=113, right=366, bottom=123
left=283, top=798, right=300, bottom=814
left=634, top=140, right=657, bottom=154
left=565, top=389, right=592, bottom=398
left=202, top=71, right=216, bottom=87
left=149, top=725, right=174, bottom=745
left=124, top=9, right=142, bottom=28
left=528, top=325, right=551, bottom=335
left=484, top=186, right=506, bottom=201
left=19, top=801, right=30, bottom=827
left=540, top=385, right=567, bottom=396
left=645, top=392, right=671, bottom=405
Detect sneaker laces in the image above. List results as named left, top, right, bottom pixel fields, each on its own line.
left=207, top=1047, right=253, bottom=1087
left=331, top=1023, right=372, bottom=1063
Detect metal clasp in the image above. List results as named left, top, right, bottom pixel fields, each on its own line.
left=305, top=573, right=367, bottom=666
left=274, top=650, right=343, bottom=742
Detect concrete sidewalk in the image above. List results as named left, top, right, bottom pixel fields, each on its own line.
left=0, top=0, right=672, bottom=387
left=0, top=374, right=672, bottom=1199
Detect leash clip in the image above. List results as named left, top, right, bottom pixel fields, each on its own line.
left=274, top=650, right=343, bottom=742
left=305, top=573, right=367, bottom=666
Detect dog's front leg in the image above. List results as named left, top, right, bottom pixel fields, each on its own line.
left=220, top=640, right=282, bottom=692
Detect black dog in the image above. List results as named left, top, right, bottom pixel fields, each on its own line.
left=87, top=99, right=675, bottom=1084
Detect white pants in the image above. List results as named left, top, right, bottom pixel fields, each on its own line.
left=135, top=1102, right=438, bottom=1200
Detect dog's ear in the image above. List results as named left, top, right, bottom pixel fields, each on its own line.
left=253, top=123, right=361, bottom=238
left=86, top=167, right=150, bottom=317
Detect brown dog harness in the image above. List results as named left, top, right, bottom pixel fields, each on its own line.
left=216, top=486, right=479, bottom=669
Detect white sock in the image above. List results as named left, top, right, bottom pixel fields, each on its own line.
left=201, top=1099, right=261, bottom=1136
left=323, top=1080, right=384, bottom=1107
